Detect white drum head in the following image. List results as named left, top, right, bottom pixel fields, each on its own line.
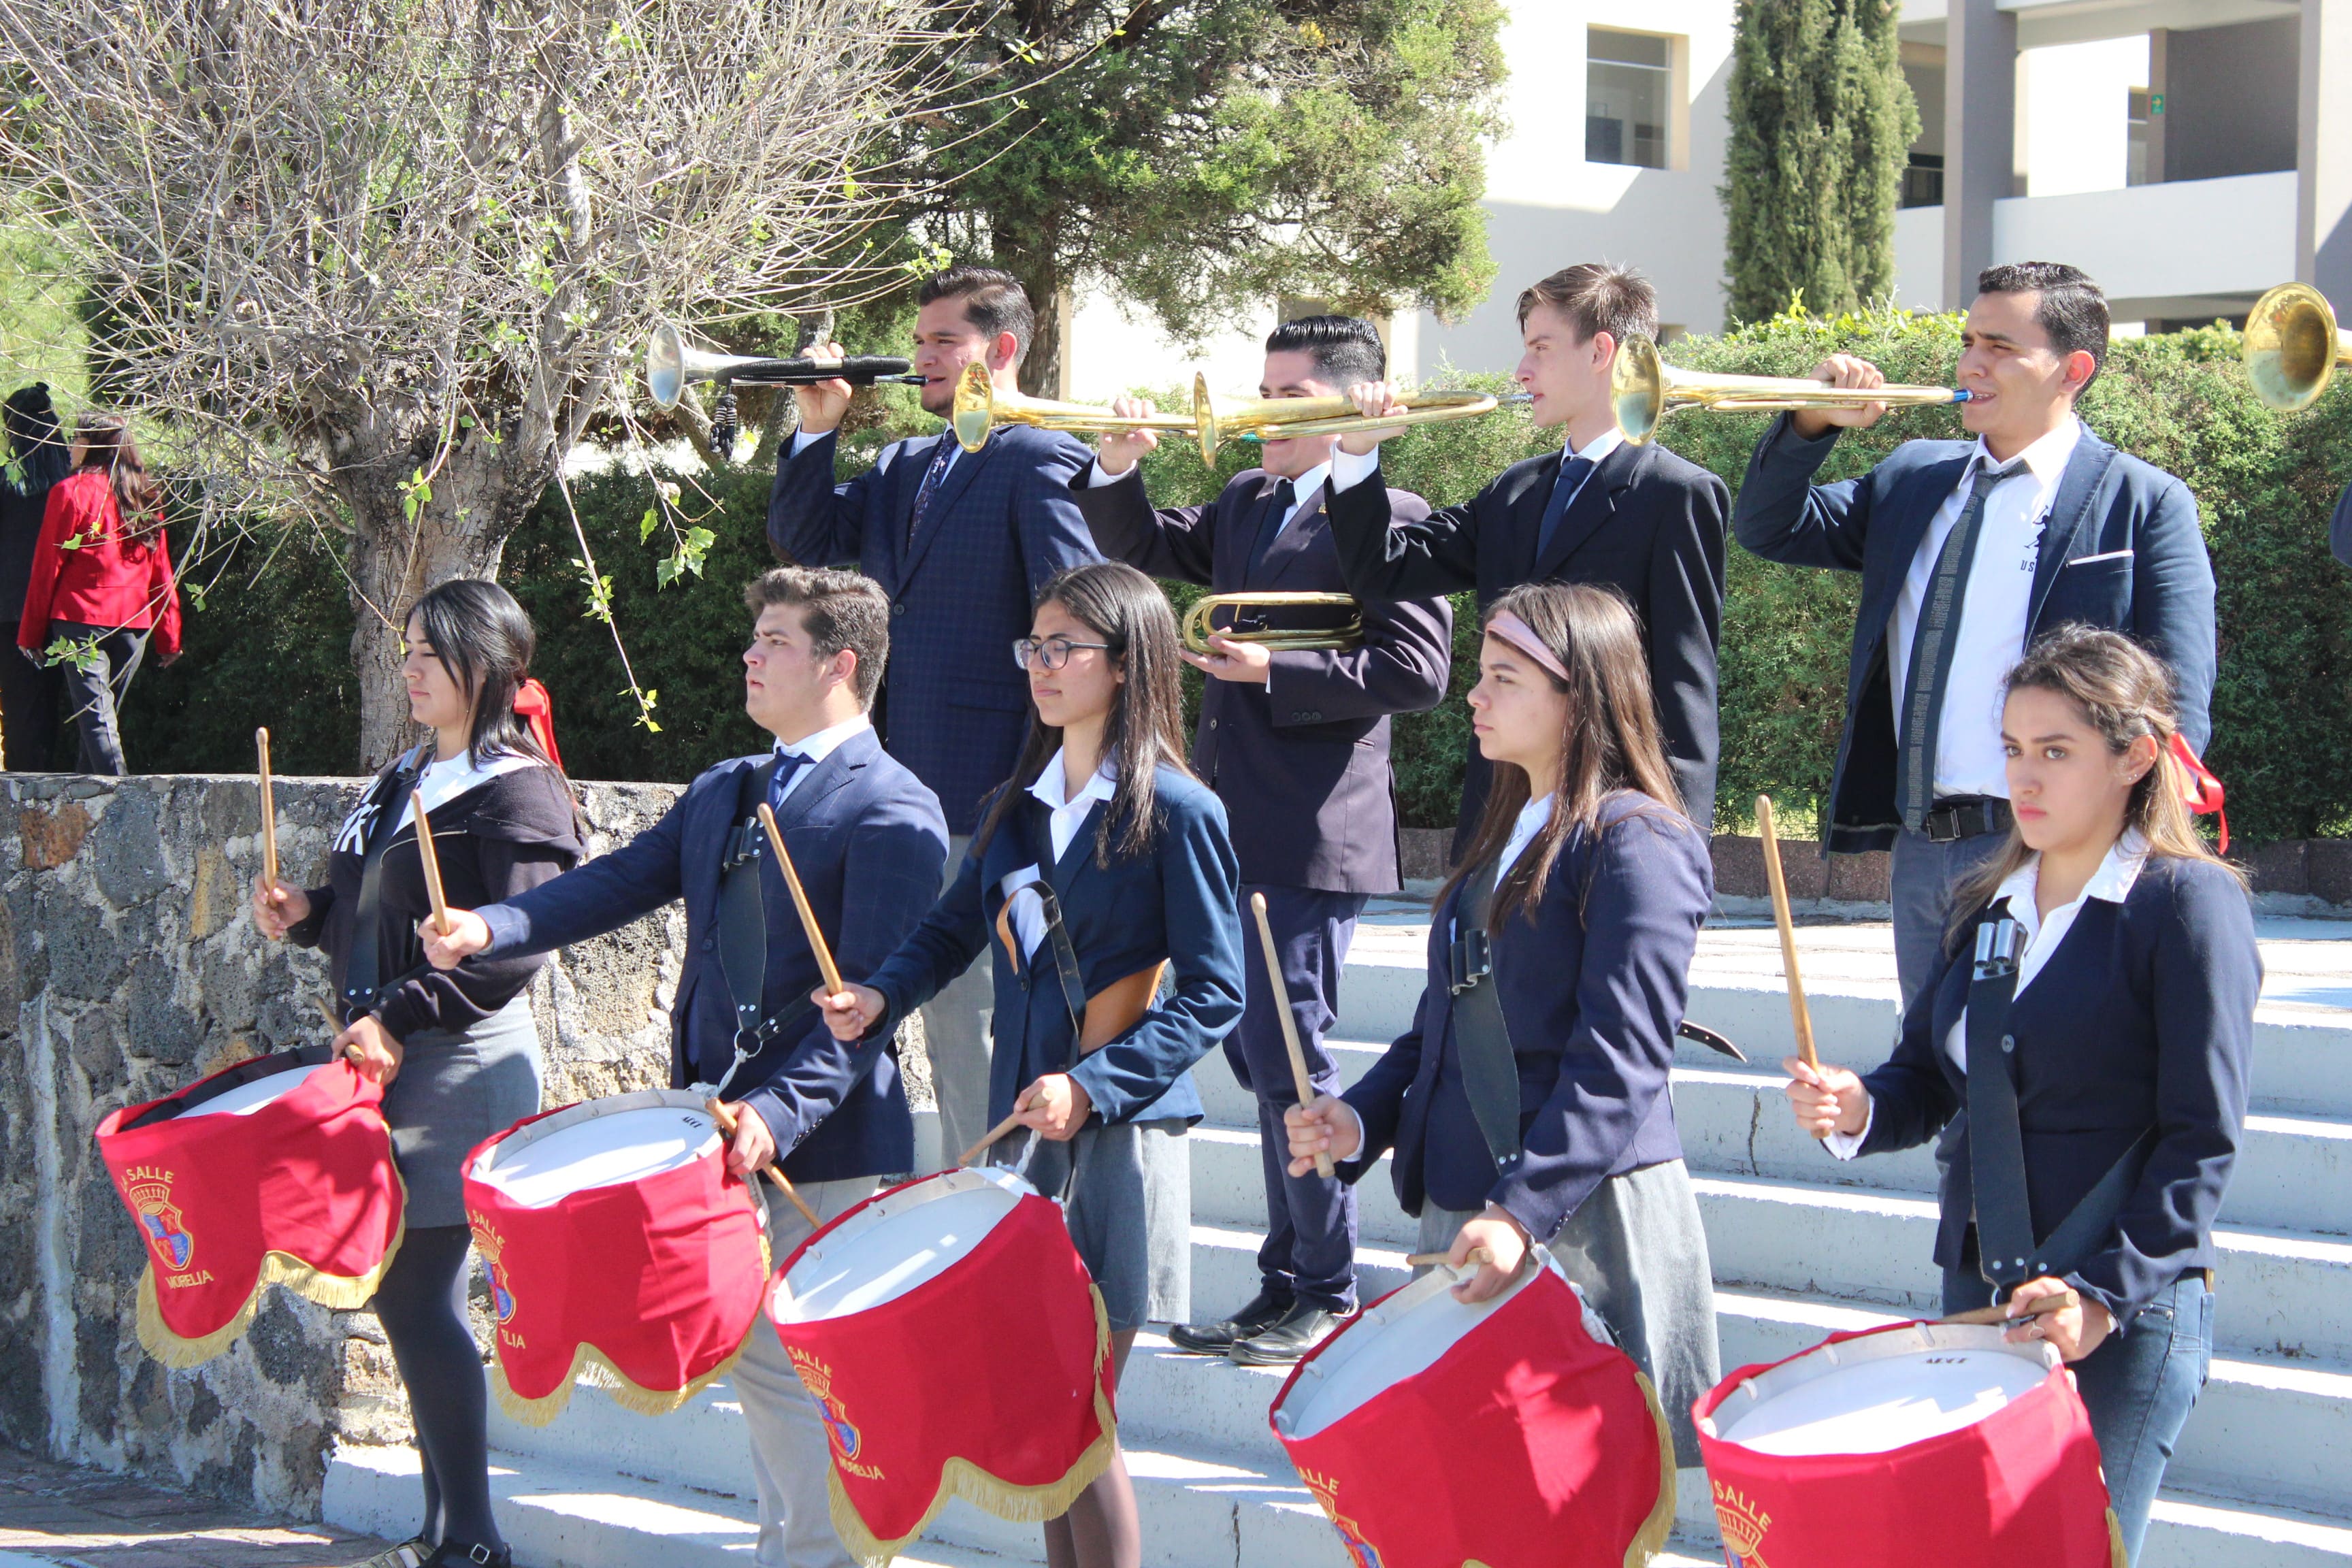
left=180, top=1062, right=330, bottom=1119
left=1274, top=1250, right=1599, bottom=1441
left=1708, top=1324, right=2059, bottom=1458
left=472, top=1090, right=720, bottom=1209
left=771, top=1168, right=1030, bottom=1324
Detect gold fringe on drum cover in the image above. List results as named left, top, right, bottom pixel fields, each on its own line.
left=133, top=1224, right=409, bottom=1369
left=1624, top=1367, right=1680, bottom=1568
left=822, top=1285, right=1120, bottom=1568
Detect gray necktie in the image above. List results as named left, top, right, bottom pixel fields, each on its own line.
left=1897, top=457, right=2025, bottom=831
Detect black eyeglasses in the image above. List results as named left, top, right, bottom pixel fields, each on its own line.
left=1012, top=636, right=1113, bottom=672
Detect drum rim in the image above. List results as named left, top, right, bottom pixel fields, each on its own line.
left=769, top=1166, right=1038, bottom=1323
left=122, top=1045, right=340, bottom=1131
left=1700, top=1320, right=2062, bottom=1447
left=469, top=1087, right=723, bottom=1185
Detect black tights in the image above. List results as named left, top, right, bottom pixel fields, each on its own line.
left=371, top=1224, right=503, bottom=1552
left=1043, top=1327, right=1141, bottom=1568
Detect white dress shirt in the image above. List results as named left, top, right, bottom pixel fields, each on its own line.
left=998, top=748, right=1118, bottom=956
left=1889, top=417, right=2082, bottom=801
left=1827, top=830, right=2149, bottom=1159
left=770, top=713, right=872, bottom=807
left=389, top=749, right=538, bottom=837
left=1331, top=424, right=1623, bottom=497
left=1446, top=794, right=1554, bottom=940
left=1087, top=457, right=1332, bottom=545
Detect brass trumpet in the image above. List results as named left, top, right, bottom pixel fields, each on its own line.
left=645, top=323, right=923, bottom=410
left=1181, top=593, right=1362, bottom=655
left=1610, top=336, right=1971, bottom=444
left=2244, top=282, right=2351, bottom=413
left=951, top=363, right=1200, bottom=454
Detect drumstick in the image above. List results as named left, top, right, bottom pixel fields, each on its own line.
left=1405, top=1247, right=1497, bottom=1269
left=1250, top=892, right=1333, bottom=1179
left=1755, top=795, right=1820, bottom=1073
left=757, top=802, right=845, bottom=997
left=255, top=727, right=280, bottom=890
left=958, top=1108, right=1028, bottom=1169
left=706, top=1097, right=821, bottom=1228
left=410, top=793, right=451, bottom=937
left=1942, top=1288, right=2081, bottom=1328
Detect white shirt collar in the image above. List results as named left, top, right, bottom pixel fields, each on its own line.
left=1970, top=414, right=2081, bottom=489
left=1994, top=828, right=2149, bottom=913
left=772, top=712, right=871, bottom=764
left=1026, top=746, right=1119, bottom=813
left=1501, top=792, right=1554, bottom=875
left=1565, top=426, right=1625, bottom=467
left=1278, top=461, right=1333, bottom=509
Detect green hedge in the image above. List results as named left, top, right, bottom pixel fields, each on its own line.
left=125, top=310, right=2352, bottom=843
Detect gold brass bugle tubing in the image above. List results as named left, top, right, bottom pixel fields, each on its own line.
left=950, top=362, right=1199, bottom=454
left=1200, top=378, right=1500, bottom=455
left=2244, top=282, right=2352, bottom=413
left=1609, top=336, right=1971, bottom=445
left=1182, top=593, right=1363, bottom=655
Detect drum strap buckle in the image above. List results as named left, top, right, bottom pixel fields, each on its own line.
left=1448, top=929, right=1492, bottom=995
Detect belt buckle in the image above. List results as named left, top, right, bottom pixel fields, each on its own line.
left=1923, top=804, right=1963, bottom=843
left=1450, top=930, right=1492, bottom=995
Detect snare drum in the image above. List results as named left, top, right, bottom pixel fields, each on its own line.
left=1269, top=1252, right=1677, bottom=1568
left=95, top=1047, right=405, bottom=1367
left=461, top=1089, right=770, bottom=1424
left=1695, top=1321, right=2123, bottom=1567
left=768, top=1168, right=1115, bottom=1567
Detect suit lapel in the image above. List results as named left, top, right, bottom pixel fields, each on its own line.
left=1531, top=442, right=1635, bottom=580
left=1509, top=450, right=1565, bottom=579
left=1884, top=450, right=1976, bottom=598
left=769, top=731, right=869, bottom=832
left=1252, top=481, right=1324, bottom=587
left=899, top=432, right=995, bottom=585
left=2027, top=429, right=2121, bottom=625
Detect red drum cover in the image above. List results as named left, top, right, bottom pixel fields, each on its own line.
left=1269, top=1255, right=1677, bottom=1568
left=767, top=1169, right=1115, bottom=1566
left=94, top=1049, right=406, bottom=1367
left=461, top=1090, right=770, bottom=1424
left=1695, top=1320, right=2124, bottom=1567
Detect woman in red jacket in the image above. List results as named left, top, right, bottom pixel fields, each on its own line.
left=17, top=414, right=181, bottom=774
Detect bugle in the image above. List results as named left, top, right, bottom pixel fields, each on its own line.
left=1610, top=336, right=1970, bottom=444
left=645, top=323, right=922, bottom=410
left=950, top=362, right=1198, bottom=454
left=1196, top=380, right=1499, bottom=457
left=2244, top=282, right=2351, bottom=413
left=1181, top=592, right=1362, bottom=655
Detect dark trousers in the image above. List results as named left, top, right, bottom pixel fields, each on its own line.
left=49, top=621, right=147, bottom=777
left=1229, top=882, right=1365, bottom=1312
left=0, top=621, right=61, bottom=771
left=1945, top=1262, right=2213, bottom=1565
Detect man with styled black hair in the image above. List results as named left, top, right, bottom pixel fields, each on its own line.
left=1073, top=314, right=1452, bottom=1364
left=768, top=265, right=1100, bottom=1165
left=1732, top=259, right=2218, bottom=1004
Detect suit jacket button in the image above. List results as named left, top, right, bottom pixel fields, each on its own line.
left=701, top=936, right=715, bottom=952
left=2000, top=1033, right=2015, bottom=1054
left=891, top=602, right=906, bottom=617
left=1208, top=717, right=1218, bottom=730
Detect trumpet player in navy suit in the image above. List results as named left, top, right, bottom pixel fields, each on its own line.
left=1323, top=263, right=1730, bottom=840
left=819, top=562, right=1245, bottom=1568
left=768, top=264, right=1100, bottom=1171
left=1073, top=314, right=1453, bottom=1365
left=1785, top=627, right=2259, bottom=1565
left=422, top=568, right=949, bottom=1568
left=1286, top=583, right=1722, bottom=1468
left=1731, top=262, right=2217, bottom=1007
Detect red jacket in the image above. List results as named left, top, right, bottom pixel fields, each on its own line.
left=17, top=468, right=181, bottom=657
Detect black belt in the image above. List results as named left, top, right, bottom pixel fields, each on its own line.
left=1923, top=796, right=2012, bottom=843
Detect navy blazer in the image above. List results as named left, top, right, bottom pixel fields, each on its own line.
left=474, top=728, right=949, bottom=1183
left=1074, top=466, right=1452, bottom=894
left=863, top=764, right=1245, bottom=1127
left=767, top=425, right=1100, bottom=835
left=1858, top=855, right=2259, bottom=1324
left=1734, top=415, right=2218, bottom=853
left=1324, top=441, right=1729, bottom=830
left=1340, top=794, right=1712, bottom=1241
left=2332, top=482, right=2351, bottom=568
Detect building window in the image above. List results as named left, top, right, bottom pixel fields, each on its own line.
left=1902, top=153, right=1944, bottom=208
left=1588, top=29, right=1671, bottom=169
left=2127, top=87, right=2154, bottom=186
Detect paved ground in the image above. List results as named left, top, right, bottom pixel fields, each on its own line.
left=0, top=1447, right=394, bottom=1568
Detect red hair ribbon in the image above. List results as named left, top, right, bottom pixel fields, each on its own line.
left=514, top=678, right=563, bottom=769
left=2169, top=734, right=2226, bottom=852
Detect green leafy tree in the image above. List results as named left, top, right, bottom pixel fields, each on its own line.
left=887, top=0, right=1509, bottom=393
left=1720, top=0, right=1918, bottom=324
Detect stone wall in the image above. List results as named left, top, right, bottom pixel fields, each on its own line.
left=0, top=772, right=687, bottom=1518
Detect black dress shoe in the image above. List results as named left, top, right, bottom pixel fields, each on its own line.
left=1167, top=1288, right=1295, bottom=1354
left=421, top=1543, right=511, bottom=1568
left=1228, top=1300, right=1341, bottom=1366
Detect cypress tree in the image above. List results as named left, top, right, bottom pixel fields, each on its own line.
left=1721, top=0, right=1920, bottom=323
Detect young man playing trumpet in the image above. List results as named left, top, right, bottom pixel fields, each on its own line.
left=1328, top=263, right=1729, bottom=841
left=768, top=265, right=1100, bottom=1166
left=1731, top=261, right=2217, bottom=1006
left=1077, top=314, right=1454, bottom=1362
left=419, top=569, right=949, bottom=1568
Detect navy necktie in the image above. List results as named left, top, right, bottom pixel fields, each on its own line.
left=1535, top=455, right=1597, bottom=563
left=906, top=438, right=955, bottom=546
left=1246, top=478, right=1297, bottom=577
left=766, top=749, right=811, bottom=818
left=1896, top=457, right=2026, bottom=830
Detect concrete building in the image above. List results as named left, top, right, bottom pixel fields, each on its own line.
left=1060, top=0, right=2352, bottom=397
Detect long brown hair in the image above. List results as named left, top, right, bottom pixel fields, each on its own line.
left=1439, top=583, right=1686, bottom=928
left=72, top=414, right=163, bottom=541
left=1951, top=625, right=2243, bottom=939
left=975, top=561, right=1196, bottom=866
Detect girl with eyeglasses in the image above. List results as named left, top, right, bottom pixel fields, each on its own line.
left=819, top=560, right=1245, bottom=1568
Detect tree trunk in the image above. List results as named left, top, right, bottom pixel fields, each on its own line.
left=1001, top=255, right=1066, bottom=398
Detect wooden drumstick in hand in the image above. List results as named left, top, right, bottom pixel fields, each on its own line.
left=707, top=1097, right=821, bottom=1228
left=1755, top=794, right=1819, bottom=1072
left=1405, top=1246, right=1496, bottom=1269
left=256, top=728, right=280, bottom=890
left=411, top=793, right=452, bottom=937
left=757, top=802, right=845, bottom=997
left=1942, top=1287, right=2081, bottom=1327
left=1251, top=891, right=1333, bottom=1177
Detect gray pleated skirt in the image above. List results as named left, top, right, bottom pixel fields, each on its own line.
left=378, top=996, right=544, bottom=1227
left=1420, top=1157, right=1721, bottom=1467
left=998, top=1117, right=1190, bottom=1334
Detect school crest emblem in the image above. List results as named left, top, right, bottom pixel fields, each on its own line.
left=1301, top=1469, right=1384, bottom=1568
left=1713, top=1482, right=1772, bottom=1568
left=791, top=1350, right=864, bottom=1460
left=470, top=1220, right=517, bottom=1323
left=129, top=1173, right=194, bottom=1271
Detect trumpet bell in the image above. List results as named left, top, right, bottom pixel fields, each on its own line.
left=2244, top=282, right=2351, bottom=414
left=1181, top=592, right=1362, bottom=655
left=647, top=323, right=691, bottom=410
left=1610, top=335, right=1968, bottom=444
